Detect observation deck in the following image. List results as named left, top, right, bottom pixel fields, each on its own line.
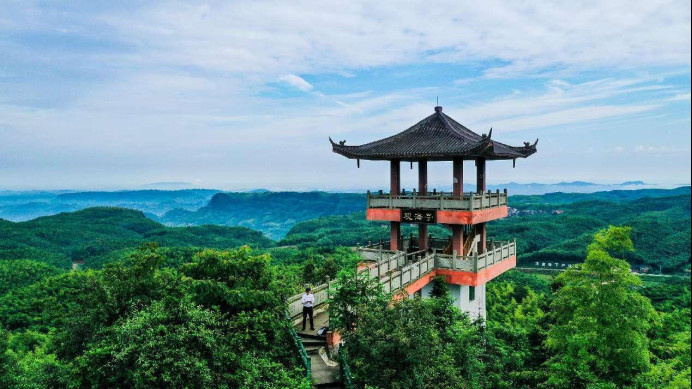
left=366, top=189, right=509, bottom=225
left=358, top=239, right=516, bottom=279
left=286, top=238, right=516, bottom=318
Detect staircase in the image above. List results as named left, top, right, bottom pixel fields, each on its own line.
left=442, top=238, right=453, bottom=255
left=299, top=333, right=343, bottom=388
left=462, top=226, right=478, bottom=256
left=295, top=309, right=344, bottom=388
left=441, top=225, right=477, bottom=256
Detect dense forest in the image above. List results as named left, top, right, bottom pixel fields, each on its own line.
left=328, top=227, right=690, bottom=388
left=1, top=245, right=309, bottom=387
left=1, top=228, right=688, bottom=387
left=0, top=188, right=690, bottom=387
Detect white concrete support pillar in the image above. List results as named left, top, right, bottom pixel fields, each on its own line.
left=421, top=282, right=486, bottom=321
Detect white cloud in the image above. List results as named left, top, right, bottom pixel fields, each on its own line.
left=0, top=1, right=690, bottom=189
left=670, top=92, right=691, bottom=101
left=5, top=0, right=688, bottom=79
left=634, top=145, right=691, bottom=153
left=279, top=74, right=314, bottom=92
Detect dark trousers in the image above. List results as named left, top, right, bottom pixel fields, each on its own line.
left=302, top=306, right=314, bottom=330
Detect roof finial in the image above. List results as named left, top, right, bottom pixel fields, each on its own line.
left=434, top=97, right=443, bottom=113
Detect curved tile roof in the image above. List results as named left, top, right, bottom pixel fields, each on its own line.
left=330, top=106, right=537, bottom=161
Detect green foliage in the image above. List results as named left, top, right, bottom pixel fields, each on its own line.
left=430, top=275, right=451, bottom=299
left=485, top=272, right=550, bottom=388
left=0, top=207, right=274, bottom=268
left=180, top=247, right=286, bottom=315
left=545, top=226, right=658, bottom=388
left=79, top=297, right=272, bottom=388
left=328, top=268, right=388, bottom=331
left=0, top=260, right=63, bottom=295
left=0, top=245, right=305, bottom=387
left=343, top=296, right=484, bottom=388
left=302, top=259, right=318, bottom=284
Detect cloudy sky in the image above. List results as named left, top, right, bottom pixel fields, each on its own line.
left=1, top=0, right=690, bottom=190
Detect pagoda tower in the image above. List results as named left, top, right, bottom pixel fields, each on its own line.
left=330, top=106, right=537, bottom=319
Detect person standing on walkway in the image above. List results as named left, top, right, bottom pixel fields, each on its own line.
left=301, top=287, right=315, bottom=331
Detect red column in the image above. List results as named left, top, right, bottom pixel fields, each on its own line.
left=453, top=158, right=463, bottom=196
left=475, top=157, right=486, bottom=193
left=390, top=160, right=401, bottom=251
left=418, top=159, right=428, bottom=252
left=476, top=157, right=487, bottom=254
left=452, top=225, right=463, bottom=255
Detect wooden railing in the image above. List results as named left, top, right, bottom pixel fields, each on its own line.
left=367, top=189, right=508, bottom=211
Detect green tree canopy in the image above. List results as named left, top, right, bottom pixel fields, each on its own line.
left=545, top=226, right=657, bottom=388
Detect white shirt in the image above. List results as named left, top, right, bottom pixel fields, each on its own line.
left=301, top=293, right=315, bottom=308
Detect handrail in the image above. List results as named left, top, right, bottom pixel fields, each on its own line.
left=287, top=281, right=333, bottom=319
left=369, top=192, right=504, bottom=200
left=368, top=189, right=508, bottom=198
left=406, top=249, right=426, bottom=261
left=367, top=190, right=508, bottom=211
left=287, top=321, right=311, bottom=381
left=338, top=346, right=355, bottom=389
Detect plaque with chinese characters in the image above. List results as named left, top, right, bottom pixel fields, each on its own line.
left=401, top=209, right=437, bottom=224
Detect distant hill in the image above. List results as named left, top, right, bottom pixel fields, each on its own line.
left=488, top=181, right=661, bottom=195
left=620, top=180, right=647, bottom=186
left=139, top=181, right=198, bottom=190
left=159, top=191, right=365, bottom=239
left=0, top=207, right=273, bottom=269
left=509, top=186, right=691, bottom=208
left=1, top=187, right=689, bottom=273
left=0, top=189, right=219, bottom=221
left=281, top=189, right=691, bottom=273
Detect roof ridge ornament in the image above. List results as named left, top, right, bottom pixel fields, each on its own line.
left=434, top=105, right=443, bottom=113
left=523, top=139, right=539, bottom=148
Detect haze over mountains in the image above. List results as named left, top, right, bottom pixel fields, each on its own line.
left=1, top=187, right=689, bottom=275
left=1, top=184, right=689, bottom=240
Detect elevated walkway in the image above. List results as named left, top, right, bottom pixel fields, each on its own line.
left=286, top=239, right=516, bottom=387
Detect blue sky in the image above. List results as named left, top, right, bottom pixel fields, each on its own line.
left=0, top=0, right=690, bottom=190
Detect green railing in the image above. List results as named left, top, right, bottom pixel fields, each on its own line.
left=288, top=324, right=311, bottom=381
left=338, top=346, right=355, bottom=389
